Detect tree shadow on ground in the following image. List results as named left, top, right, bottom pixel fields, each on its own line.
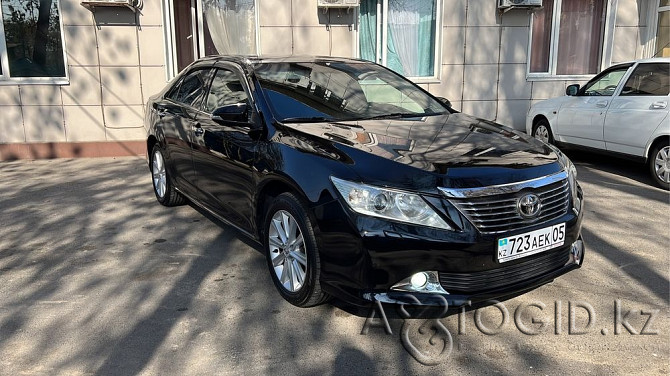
left=0, top=156, right=667, bottom=375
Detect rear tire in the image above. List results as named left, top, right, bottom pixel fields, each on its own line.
left=649, top=143, right=670, bottom=190
left=532, top=119, right=554, bottom=145
left=150, top=145, right=186, bottom=206
left=263, top=192, right=329, bottom=307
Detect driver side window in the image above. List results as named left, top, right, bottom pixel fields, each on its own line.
left=204, top=68, right=249, bottom=113
left=582, top=68, right=629, bottom=96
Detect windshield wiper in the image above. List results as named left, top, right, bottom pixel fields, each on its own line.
left=355, top=113, right=428, bottom=121
left=278, top=116, right=364, bottom=128
left=280, top=116, right=333, bottom=123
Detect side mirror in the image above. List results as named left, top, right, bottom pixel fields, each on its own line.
left=566, top=84, right=580, bottom=96
left=436, top=96, right=452, bottom=108
left=211, top=103, right=249, bottom=124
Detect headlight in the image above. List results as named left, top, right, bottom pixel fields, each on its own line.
left=330, top=177, right=453, bottom=230
left=549, top=145, right=581, bottom=213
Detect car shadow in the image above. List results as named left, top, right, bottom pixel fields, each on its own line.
left=563, top=149, right=662, bottom=190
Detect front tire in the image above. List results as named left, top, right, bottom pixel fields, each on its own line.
left=263, top=193, right=329, bottom=307
left=532, top=119, right=554, bottom=145
left=649, top=143, right=670, bottom=190
left=150, top=145, right=186, bottom=206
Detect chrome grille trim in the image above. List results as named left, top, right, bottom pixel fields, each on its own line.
left=444, top=178, right=570, bottom=235
left=438, top=170, right=568, bottom=198
left=540, top=186, right=569, bottom=202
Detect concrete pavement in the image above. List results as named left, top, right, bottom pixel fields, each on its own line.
left=0, top=152, right=668, bottom=375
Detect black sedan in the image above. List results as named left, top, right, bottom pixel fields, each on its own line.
left=145, top=56, right=585, bottom=308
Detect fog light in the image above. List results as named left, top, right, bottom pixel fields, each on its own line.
left=390, top=271, right=449, bottom=295
left=569, top=239, right=584, bottom=265
left=410, top=272, right=428, bottom=289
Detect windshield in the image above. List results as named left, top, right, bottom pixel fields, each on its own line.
left=253, top=61, right=448, bottom=122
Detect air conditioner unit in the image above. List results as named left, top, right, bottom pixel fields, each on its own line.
left=498, top=0, right=542, bottom=9
left=81, top=0, right=138, bottom=12
left=318, top=0, right=360, bottom=8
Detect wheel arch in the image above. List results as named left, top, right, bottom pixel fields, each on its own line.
left=147, top=129, right=167, bottom=162
left=646, top=135, right=670, bottom=162
left=147, top=135, right=158, bottom=161
left=532, top=114, right=550, bottom=130
left=255, top=177, right=311, bottom=239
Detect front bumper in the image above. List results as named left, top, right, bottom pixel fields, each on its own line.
left=365, top=238, right=583, bottom=307
left=313, top=187, right=585, bottom=307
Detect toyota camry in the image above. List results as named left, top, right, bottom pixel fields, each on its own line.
left=145, top=56, right=585, bottom=308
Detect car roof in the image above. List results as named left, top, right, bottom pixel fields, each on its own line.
left=619, top=57, right=670, bottom=65
left=209, top=55, right=371, bottom=66
left=199, top=55, right=670, bottom=66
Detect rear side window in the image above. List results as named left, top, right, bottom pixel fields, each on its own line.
left=620, top=63, right=670, bottom=96
left=203, top=68, right=249, bottom=113
left=166, top=68, right=211, bottom=107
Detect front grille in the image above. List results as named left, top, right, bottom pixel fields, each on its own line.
left=438, top=250, right=569, bottom=294
left=449, top=179, right=570, bottom=234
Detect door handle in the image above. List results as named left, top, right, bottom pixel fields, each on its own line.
left=194, top=122, right=204, bottom=136
left=651, top=101, right=668, bottom=109
left=595, top=100, right=609, bottom=108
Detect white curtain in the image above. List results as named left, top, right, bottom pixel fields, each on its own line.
left=388, top=6, right=419, bottom=76
left=204, top=0, right=256, bottom=55
left=387, top=0, right=436, bottom=77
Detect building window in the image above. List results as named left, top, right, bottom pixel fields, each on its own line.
left=202, top=0, right=257, bottom=56
left=529, top=0, right=607, bottom=76
left=359, top=0, right=441, bottom=80
left=653, top=0, right=670, bottom=57
left=164, top=0, right=258, bottom=78
left=0, top=0, right=66, bottom=80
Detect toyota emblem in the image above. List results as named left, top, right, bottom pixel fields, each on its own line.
left=517, top=193, right=541, bottom=219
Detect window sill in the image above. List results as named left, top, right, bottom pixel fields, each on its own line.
left=0, top=77, right=70, bottom=86
left=409, top=77, right=441, bottom=85
left=526, top=74, right=595, bottom=82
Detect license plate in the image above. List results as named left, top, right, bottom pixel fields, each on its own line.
left=497, top=223, right=566, bottom=263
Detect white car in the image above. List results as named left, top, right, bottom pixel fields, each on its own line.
left=526, top=58, right=670, bottom=190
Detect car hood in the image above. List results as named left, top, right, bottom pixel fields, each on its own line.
left=278, top=112, right=562, bottom=189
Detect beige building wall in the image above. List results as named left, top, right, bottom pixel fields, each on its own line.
left=0, top=0, right=167, bottom=148
left=259, top=0, right=356, bottom=57
left=0, top=0, right=654, bottom=153
left=611, top=0, right=651, bottom=64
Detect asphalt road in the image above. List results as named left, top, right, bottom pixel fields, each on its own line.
left=0, top=151, right=667, bottom=375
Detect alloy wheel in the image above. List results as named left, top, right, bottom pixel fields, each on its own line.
left=268, top=210, right=307, bottom=293
left=152, top=150, right=167, bottom=198
left=653, top=146, right=670, bottom=184
left=534, top=125, right=550, bottom=143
